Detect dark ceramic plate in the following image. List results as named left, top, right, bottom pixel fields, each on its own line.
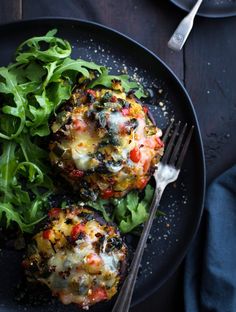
left=170, top=0, right=236, bottom=18
left=0, top=18, right=205, bottom=312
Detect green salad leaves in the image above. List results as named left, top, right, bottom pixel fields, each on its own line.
left=89, top=68, right=147, bottom=99
left=0, top=29, right=149, bottom=233
left=0, top=29, right=104, bottom=140
left=87, top=185, right=156, bottom=233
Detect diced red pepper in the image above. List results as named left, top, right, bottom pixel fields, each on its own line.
left=73, top=119, right=87, bottom=131
left=136, top=177, right=149, bottom=189
left=89, top=287, right=108, bottom=303
left=143, top=159, right=150, bottom=173
left=119, top=123, right=127, bottom=135
left=121, top=108, right=130, bottom=116
left=110, top=95, right=117, bottom=102
left=71, top=223, right=85, bottom=240
left=86, top=89, right=96, bottom=97
left=107, top=225, right=115, bottom=236
left=43, top=229, right=52, bottom=240
left=143, top=106, right=148, bottom=114
left=86, top=253, right=102, bottom=266
left=48, top=208, right=61, bottom=218
left=156, top=136, right=164, bottom=148
left=69, top=169, right=84, bottom=178
left=101, top=189, right=114, bottom=199
left=130, top=147, right=141, bottom=163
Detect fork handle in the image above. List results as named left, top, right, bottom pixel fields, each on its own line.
left=112, top=184, right=166, bottom=312
left=168, top=0, right=203, bottom=51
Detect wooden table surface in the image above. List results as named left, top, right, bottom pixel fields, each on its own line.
left=1, top=0, right=236, bottom=311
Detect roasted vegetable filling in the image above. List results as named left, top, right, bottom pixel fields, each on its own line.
left=49, top=83, right=164, bottom=200
left=23, top=207, right=127, bottom=309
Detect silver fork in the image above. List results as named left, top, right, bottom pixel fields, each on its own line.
left=112, top=121, right=194, bottom=312
left=168, top=0, right=203, bottom=51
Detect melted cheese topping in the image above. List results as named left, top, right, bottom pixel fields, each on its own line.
left=108, top=112, right=128, bottom=132
left=24, top=207, right=127, bottom=309
left=49, top=86, right=164, bottom=198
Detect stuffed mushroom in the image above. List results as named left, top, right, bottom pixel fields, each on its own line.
left=49, top=82, right=164, bottom=200
left=22, top=206, right=127, bottom=309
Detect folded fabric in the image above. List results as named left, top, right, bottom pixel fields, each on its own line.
left=184, top=165, right=236, bottom=312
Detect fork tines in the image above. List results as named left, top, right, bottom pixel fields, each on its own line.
left=161, top=121, right=194, bottom=169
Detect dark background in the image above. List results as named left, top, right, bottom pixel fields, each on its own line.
left=0, top=1, right=236, bottom=311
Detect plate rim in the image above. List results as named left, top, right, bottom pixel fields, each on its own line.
left=170, top=0, right=236, bottom=18
left=0, top=17, right=206, bottom=308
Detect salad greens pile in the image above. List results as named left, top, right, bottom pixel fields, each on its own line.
left=87, top=185, right=163, bottom=234
left=0, top=29, right=155, bottom=234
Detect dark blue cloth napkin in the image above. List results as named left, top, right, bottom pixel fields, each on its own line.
left=184, top=165, right=236, bottom=312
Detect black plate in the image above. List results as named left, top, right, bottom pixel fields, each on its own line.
left=170, top=0, right=236, bottom=18
left=0, top=18, right=205, bottom=312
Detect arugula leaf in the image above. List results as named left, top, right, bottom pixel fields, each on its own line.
left=116, top=185, right=154, bottom=233
left=43, top=61, right=58, bottom=86
left=0, top=136, right=52, bottom=231
left=0, top=203, right=26, bottom=230
left=86, top=185, right=162, bottom=234
left=0, top=141, right=18, bottom=195
left=15, top=162, right=44, bottom=184
left=49, top=58, right=103, bottom=82
left=126, top=191, right=139, bottom=213
left=16, top=134, right=52, bottom=175
left=0, top=201, right=46, bottom=232
left=86, top=199, right=113, bottom=222
left=24, top=62, right=46, bottom=82
left=27, top=93, right=54, bottom=136
left=89, top=68, right=147, bottom=99
left=9, top=62, right=46, bottom=84
left=46, top=80, right=72, bottom=109
left=15, top=29, right=71, bottom=63
left=0, top=67, right=26, bottom=139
